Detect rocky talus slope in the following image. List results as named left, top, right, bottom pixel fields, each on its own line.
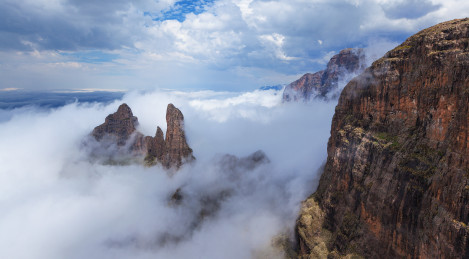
left=297, top=18, right=469, bottom=258
left=91, top=103, right=194, bottom=169
left=283, top=48, right=366, bottom=102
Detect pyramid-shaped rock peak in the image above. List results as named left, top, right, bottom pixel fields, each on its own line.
left=91, top=103, right=194, bottom=170
left=91, top=103, right=139, bottom=146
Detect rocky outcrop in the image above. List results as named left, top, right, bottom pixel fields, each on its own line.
left=297, top=18, right=469, bottom=258
left=162, top=104, right=194, bottom=169
left=143, top=126, right=165, bottom=165
left=283, top=48, right=366, bottom=101
left=92, top=103, right=140, bottom=146
left=91, top=103, right=194, bottom=169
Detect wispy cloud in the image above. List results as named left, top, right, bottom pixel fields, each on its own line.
left=0, top=88, right=21, bottom=91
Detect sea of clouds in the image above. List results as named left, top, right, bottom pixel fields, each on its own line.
left=0, top=39, right=399, bottom=258
left=0, top=87, right=339, bottom=259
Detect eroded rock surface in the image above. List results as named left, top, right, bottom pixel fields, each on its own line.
left=91, top=103, right=194, bottom=169
left=297, top=18, right=469, bottom=258
left=162, top=104, right=194, bottom=169
left=92, top=103, right=140, bottom=146
left=283, top=48, right=366, bottom=101
left=144, top=126, right=165, bottom=166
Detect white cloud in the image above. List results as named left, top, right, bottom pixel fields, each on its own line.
left=0, top=0, right=467, bottom=90
left=0, top=89, right=336, bottom=258
left=259, top=33, right=298, bottom=61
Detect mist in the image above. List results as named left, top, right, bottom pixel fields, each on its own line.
left=0, top=88, right=336, bottom=259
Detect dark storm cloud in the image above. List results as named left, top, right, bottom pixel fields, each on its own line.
left=0, top=0, right=152, bottom=51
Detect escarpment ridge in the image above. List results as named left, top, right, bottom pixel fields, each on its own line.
left=297, top=18, right=469, bottom=258
left=283, top=48, right=366, bottom=102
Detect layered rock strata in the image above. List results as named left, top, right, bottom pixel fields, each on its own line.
left=283, top=48, right=366, bottom=101
left=297, top=18, right=469, bottom=258
left=91, top=103, right=194, bottom=169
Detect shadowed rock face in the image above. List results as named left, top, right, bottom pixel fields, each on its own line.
left=283, top=48, right=366, bottom=101
left=144, top=126, right=165, bottom=165
left=297, top=18, right=469, bottom=258
left=91, top=103, right=194, bottom=169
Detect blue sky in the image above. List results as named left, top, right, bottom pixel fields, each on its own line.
left=152, top=0, right=216, bottom=22
left=0, top=0, right=467, bottom=92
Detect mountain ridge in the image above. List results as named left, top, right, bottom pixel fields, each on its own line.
left=283, top=48, right=366, bottom=102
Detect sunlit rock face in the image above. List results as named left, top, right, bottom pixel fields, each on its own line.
left=162, top=104, right=195, bottom=169
left=297, top=18, right=469, bottom=258
left=282, top=48, right=366, bottom=102
left=90, top=103, right=194, bottom=169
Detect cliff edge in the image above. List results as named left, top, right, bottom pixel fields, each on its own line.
left=297, top=18, right=469, bottom=258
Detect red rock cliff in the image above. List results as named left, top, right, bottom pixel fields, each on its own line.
left=297, top=18, right=469, bottom=258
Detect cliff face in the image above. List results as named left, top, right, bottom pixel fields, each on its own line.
left=91, top=103, right=194, bottom=169
left=283, top=48, right=366, bottom=102
left=297, top=18, right=469, bottom=258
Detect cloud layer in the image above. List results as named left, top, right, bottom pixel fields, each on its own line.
left=1, top=0, right=467, bottom=90
left=0, top=88, right=337, bottom=259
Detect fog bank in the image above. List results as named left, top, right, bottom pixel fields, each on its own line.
left=0, top=88, right=336, bottom=259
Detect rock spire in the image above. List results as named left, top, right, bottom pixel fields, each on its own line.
left=91, top=103, right=194, bottom=169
